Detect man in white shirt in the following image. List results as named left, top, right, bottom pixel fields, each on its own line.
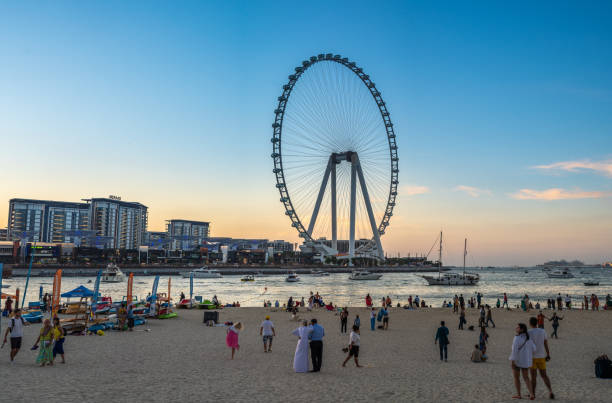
left=260, top=316, right=275, bottom=353
left=2, top=309, right=30, bottom=363
left=342, top=325, right=362, bottom=367
left=528, top=317, right=554, bottom=399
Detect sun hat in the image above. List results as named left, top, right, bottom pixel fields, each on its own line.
left=265, top=315, right=270, bottom=320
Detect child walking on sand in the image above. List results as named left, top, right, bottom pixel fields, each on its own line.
left=226, top=322, right=242, bottom=359
left=52, top=317, right=66, bottom=364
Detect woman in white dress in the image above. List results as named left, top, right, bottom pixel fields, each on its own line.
left=509, top=322, right=536, bottom=399
left=292, top=320, right=312, bottom=373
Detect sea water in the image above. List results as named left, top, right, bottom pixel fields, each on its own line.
left=3, top=267, right=610, bottom=308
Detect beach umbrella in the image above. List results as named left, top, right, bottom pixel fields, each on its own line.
left=60, top=285, right=94, bottom=298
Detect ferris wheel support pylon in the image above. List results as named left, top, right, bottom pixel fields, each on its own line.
left=353, top=153, right=384, bottom=260
left=331, top=161, right=337, bottom=251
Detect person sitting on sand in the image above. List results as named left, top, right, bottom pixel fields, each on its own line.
left=226, top=322, right=242, bottom=359
left=212, top=295, right=219, bottom=306
left=471, top=344, right=483, bottom=362
left=509, top=323, right=536, bottom=400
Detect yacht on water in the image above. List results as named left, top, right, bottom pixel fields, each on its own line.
left=101, top=263, right=125, bottom=283
left=311, top=270, right=330, bottom=276
left=180, top=267, right=222, bottom=279
left=421, top=235, right=479, bottom=286
left=286, top=272, right=300, bottom=282
left=546, top=269, right=574, bottom=279
left=349, top=270, right=382, bottom=280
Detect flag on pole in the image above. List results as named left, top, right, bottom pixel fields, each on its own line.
left=0, top=263, right=3, bottom=338
left=51, top=269, right=62, bottom=316
left=151, top=275, right=159, bottom=303
left=189, top=272, right=194, bottom=308
left=127, top=273, right=134, bottom=306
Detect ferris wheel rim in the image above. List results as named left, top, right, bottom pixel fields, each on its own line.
left=271, top=53, right=399, bottom=244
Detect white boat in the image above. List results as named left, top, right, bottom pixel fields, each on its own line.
left=286, top=272, right=300, bottom=282
left=180, top=267, right=222, bottom=278
left=101, top=263, right=125, bottom=283
left=546, top=269, right=574, bottom=279
left=241, top=275, right=255, bottom=282
left=349, top=271, right=382, bottom=280
left=311, top=270, right=330, bottom=276
left=421, top=237, right=479, bottom=286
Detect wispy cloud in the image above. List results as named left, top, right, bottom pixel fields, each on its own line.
left=454, top=185, right=491, bottom=197
left=401, top=185, right=429, bottom=196
left=511, top=188, right=610, bottom=200
left=533, top=159, right=612, bottom=177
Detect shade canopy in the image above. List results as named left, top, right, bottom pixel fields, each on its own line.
left=61, top=285, right=96, bottom=298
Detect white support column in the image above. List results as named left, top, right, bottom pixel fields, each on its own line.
left=354, top=154, right=384, bottom=260
left=349, top=154, right=357, bottom=265
left=331, top=161, right=337, bottom=251
left=307, top=156, right=332, bottom=237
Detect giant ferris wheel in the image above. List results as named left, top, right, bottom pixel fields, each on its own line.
left=271, top=53, right=399, bottom=262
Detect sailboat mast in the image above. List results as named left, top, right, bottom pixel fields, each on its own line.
left=438, top=231, right=443, bottom=278
left=463, top=238, right=467, bottom=275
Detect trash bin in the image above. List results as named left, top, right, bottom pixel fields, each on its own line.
left=203, top=311, right=219, bottom=324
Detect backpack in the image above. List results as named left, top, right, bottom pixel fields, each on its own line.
left=594, top=355, right=612, bottom=379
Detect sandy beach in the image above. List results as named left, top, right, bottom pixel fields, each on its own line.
left=2, top=307, right=611, bottom=402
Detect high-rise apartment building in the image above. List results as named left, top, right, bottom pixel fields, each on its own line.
left=166, top=219, right=210, bottom=250
left=7, top=199, right=90, bottom=243
left=87, top=197, right=148, bottom=249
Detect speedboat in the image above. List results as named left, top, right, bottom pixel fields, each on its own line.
left=241, top=275, right=255, bottom=282
left=286, top=273, right=300, bottom=282
left=546, top=269, right=574, bottom=279
left=421, top=272, right=479, bottom=285
left=180, top=267, right=222, bottom=279
left=101, top=263, right=125, bottom=283
left=311, top=270, right=330, bottom=276
left=584, top=281, right=599, bottom=286
left=349, top=271, right=382, bottom=280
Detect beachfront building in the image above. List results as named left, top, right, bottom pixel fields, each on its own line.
left=166, top=219, right=210, bottom=251
left=7, top=198, right=90, bottom=243
left=85, top=197, right=148, bottom=250
left=0, top=228, right=7, bottom=241
left=268, top=240, right=294, bottom=253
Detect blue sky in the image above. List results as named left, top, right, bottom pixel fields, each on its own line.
left=1, top=1, right=611, bottom=265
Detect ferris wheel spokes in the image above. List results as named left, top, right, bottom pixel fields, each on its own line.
left=306, top=151, right=384, bottom=262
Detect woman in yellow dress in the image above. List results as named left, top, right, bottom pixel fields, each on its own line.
left=33, top=319, right=55, bottom=366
